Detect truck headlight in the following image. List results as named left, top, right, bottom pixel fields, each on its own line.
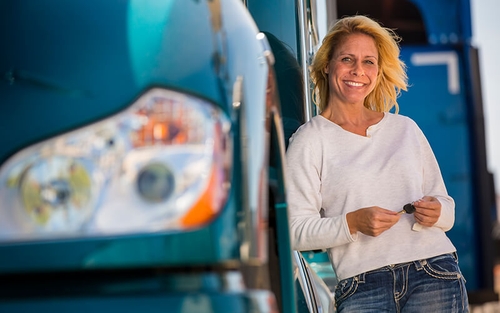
left=0, top=88, right=231, bottom=242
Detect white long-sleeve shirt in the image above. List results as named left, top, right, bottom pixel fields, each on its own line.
left=286, top=112, right=456, bottom=281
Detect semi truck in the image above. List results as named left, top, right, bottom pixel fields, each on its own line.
left=0, top=0, right=336, bottom=312
left=0, top=0, right=497, bottom=311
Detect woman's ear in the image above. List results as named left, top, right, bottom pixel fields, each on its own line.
left=324, top=65, right=329, bottom=74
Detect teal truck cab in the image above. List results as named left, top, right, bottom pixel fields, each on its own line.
left=0, top=0, right=334, bottom=312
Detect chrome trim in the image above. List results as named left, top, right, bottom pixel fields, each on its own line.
left=297, top=0, right=313, bottom=121
left=309, top=0, right=321, bottom=51
left=293, top=250, right=324, bottom=313
left=233, top=75, right=254, bottom=261
left=297, top=0, right=322, bottom=121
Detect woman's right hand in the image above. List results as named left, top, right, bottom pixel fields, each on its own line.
left=346, top=207, right=400, bottom=237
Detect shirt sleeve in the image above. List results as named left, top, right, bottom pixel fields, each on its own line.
left=286, top=127, right=356, bottom=251
left=416, top=125, right=455, bottom=231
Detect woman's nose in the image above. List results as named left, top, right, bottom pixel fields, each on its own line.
left=351, top=62, right=365, bottom=76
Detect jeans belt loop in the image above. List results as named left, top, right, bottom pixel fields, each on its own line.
left=414, top=258, right=426, bottom=271
left=358, top=272, right=366, bottom=283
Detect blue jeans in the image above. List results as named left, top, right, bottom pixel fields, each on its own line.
left=334, top=253, right=469, bottom=312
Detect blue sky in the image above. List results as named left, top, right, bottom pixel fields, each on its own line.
left=471, top=0, right=500, bottom=194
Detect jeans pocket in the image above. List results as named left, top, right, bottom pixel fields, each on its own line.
left=334, top=276, right=359, bottom=304
left=422, top=254, right=463, bottom=281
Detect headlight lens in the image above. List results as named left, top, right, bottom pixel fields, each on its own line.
left=0, top=88, right=231, bottom=242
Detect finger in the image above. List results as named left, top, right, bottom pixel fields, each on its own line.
left=415, top=207, right=439, bottom=217
left=414, top=197, right=440, bottom=209
left=415, top=206, right=441, bottom=220
left=414, top=201, right=437, bottom=210
left=414, top=213, right=437, bottom=226
left=375, top=213, right=400, bottom=224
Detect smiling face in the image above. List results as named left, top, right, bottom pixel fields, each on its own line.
left=325, top=33, right=379, bottom=108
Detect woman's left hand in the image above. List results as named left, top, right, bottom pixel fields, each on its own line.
left=412, top=196, right=441, bottom=227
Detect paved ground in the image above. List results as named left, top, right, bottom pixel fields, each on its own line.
left=470, top=263, right=500, bottom=312
left=471, top=302, right=500, bottom=313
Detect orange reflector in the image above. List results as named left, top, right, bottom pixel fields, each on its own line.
left=180, top=165, right=221, bottom=227
left=180, top=121, right=227, bottom=227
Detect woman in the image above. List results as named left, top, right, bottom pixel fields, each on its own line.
left=286, top=15, right=469, bottom=312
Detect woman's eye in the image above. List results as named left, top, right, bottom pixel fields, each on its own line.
left=341, top=57, right=352, bottom=62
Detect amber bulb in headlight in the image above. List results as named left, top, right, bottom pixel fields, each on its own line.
left=132, top=96, right=201, bottom=147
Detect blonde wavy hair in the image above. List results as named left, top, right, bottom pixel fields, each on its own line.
left=310, top=15, right=408, bottom=113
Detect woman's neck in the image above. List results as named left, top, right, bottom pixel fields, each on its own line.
left=320, top=105, right=384, bottom=136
